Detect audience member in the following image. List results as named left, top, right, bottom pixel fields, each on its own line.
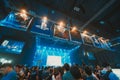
left=85, top=66, right=97, bottom=80
left=0, top=62, right=119, bottom=80
left=70, top=65, right=83, bottom=80
left=62, top=63, right=74, bottom=80
left=1, top=63, right=17, bottom=80
left=101, top=63, right=119, bottom=80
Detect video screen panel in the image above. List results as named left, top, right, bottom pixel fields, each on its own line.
left=98, top=38, right=111, bottom=49
left=0, top=39, right=25, bottom=54
left=70, top=30, right=82, bottom=42
left=91, top=36, right=101, bottom=48
left=31, top=17, right=53, bottom=36
left=53, top=24, right=70, bottom=40
left=81, top=34, right=94, bottom=46
left=0, top=11, right=33, bottom=31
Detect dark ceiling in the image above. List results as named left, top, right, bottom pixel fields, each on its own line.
left=0, top=0, right=120, bottom=39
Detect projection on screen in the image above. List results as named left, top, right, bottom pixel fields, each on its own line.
left=46, top=56, right=62, bottom=66
left=0, top=39, right=25, bottom=54
left=0, top=11, right=33, bottom=31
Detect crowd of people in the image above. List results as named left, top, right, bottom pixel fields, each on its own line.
left=0, top=62, right=119, bottom=80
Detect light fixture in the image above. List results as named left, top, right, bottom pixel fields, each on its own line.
left=19, top=9, right=28, bottom=21
left=20, top=9, right=27, bottom=14
left=59, top=21, right=64, bottom=27
left=42, top=16, right=48, bottom=23
left=71, top=26, right=77, bottom=32
left=81, top=30, right=88, bottom=36
left=83, top=30, right=88, bottom=34
left=92, top=34, right=96, bottom=37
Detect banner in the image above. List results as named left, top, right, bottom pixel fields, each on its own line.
left=0, top=11, right=33, bottom=31
left=31, top=17, right=52, bottom=36
left=53, top=24, right=69, bottom=40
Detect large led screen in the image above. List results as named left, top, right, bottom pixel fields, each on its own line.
left=53, top=24, right=69, bottom=40
left=31, top=17, right=53, bottom=36
left=70, top=30, right=82, bottom=42
left=46, top=56, right=62, bottom=66
left=0, top=39, right=25, bottom=54
left=0, top=11, right=33, bottom=31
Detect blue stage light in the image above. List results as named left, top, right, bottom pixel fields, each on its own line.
left=32, top=45, right=71, bottom=66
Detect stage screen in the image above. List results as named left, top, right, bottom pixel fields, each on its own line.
left=31, top=17, right=53, bottom=36
left=71, top=30, right=82, bottom=42
left=81, top=34, right=94, bottom=46
left=53, top=24, right=69, bottom=40
left=0, top=11, right=33, bottom=31
left=46, top=56, right=62, bottom=66
left=0, top=39, right=25, bottom=54
left=91, top=36, right=101, bottom=48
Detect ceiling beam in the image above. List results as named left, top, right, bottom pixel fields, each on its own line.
left=80, top=0, right=116, bottom=31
